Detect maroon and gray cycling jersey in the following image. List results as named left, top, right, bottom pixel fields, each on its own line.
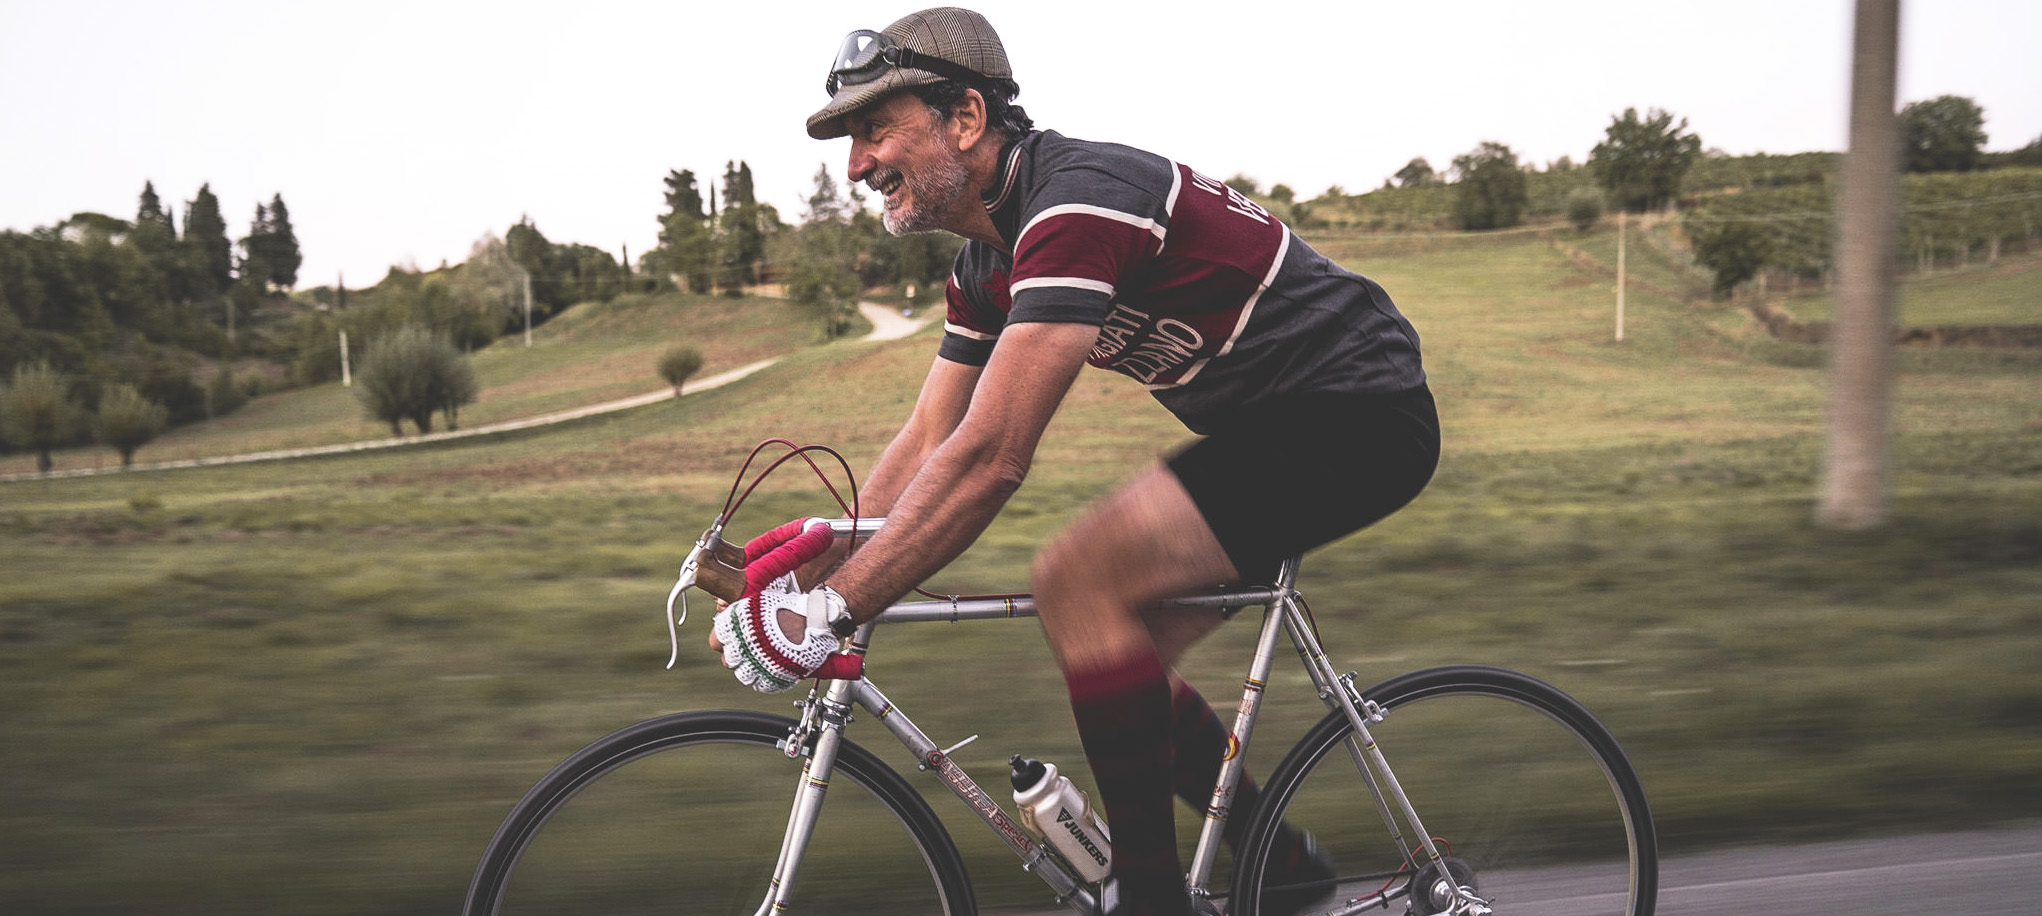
left=939, top=129, right=1426, bottom=434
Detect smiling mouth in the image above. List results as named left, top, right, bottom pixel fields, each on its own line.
left=870, top=170, right=905, bottom=202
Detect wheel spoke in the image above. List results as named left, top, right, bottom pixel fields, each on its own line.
left=465, top=711, right=972, bottom=916
left=1232, top=667, right=1656, bottom=916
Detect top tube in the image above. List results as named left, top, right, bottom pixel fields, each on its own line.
left=801, top=517, right=1303, bottom=625
left=872, top=586, right=1289, bottom=625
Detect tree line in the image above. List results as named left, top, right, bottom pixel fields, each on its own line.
left=644, top=160, right=958, bottom=337
left=0, top=157, right=963, bottom=471
left=1, top=182, right=301, bottom=469
left=1288, top=94, right=2037, bottom=240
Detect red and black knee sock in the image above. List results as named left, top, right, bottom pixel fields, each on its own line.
left=1067, top=652, right=1188, bottom=914
left=1169, top=680, right=1310, bottom=870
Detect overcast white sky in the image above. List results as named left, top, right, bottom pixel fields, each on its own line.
left=3, top=0, right=2037, bottom=288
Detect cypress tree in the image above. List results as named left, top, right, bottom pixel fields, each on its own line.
left=181, top=184, right=233, bottom=300
left=264, top=193, right=301, bottom=288
left=658, top=169, right=713, bottom=293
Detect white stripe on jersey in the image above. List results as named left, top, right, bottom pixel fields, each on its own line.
left=1016, top=203, right=1166, bottom=254
left=943, top=321, right=998, bottom=341
left=1011, top=276, right=1116, bottom=296
left=1166, top=229, right=1292, bottom=389
left=1158, top=163, right=1184, bottom=253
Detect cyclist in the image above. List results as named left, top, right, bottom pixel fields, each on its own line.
left=711, top=8, right=1438, bottom=914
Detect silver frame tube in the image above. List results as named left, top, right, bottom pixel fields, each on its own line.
left=736, top=520, right=1475, bottom=914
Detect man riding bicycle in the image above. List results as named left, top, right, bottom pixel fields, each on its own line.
left=709, top=8, right=1439, bottom=914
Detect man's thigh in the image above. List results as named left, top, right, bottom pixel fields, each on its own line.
left=1031, top=463, right=1236, bottom=671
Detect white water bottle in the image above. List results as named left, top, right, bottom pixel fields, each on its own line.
left=1010, top=754, right=1113, bottom=883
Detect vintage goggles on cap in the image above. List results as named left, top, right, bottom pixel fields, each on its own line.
left=825, top=29, right=986, bottom=96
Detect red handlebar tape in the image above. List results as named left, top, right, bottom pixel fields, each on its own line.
left=739, top=518, right=865, bottom=681
left=741, top=519, right=835, bottom=603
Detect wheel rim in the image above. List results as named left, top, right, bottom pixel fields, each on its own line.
left=473, top=716, right=965, bottom=916
left=1238, top=670, right=1654, bottom=916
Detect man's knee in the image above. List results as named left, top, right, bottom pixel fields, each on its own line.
left=1030, top=526, right=1096, bottom=602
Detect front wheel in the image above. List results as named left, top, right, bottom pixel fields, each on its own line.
left=1231, top=666, right=1657, bottom=916
left=464, top=709, right=975, bottom=916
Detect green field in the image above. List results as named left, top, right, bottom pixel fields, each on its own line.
left=2, top=229, right=2038, bottom=915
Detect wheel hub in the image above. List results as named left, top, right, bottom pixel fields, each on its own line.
left=1408, top=856, right=1486, bottom=915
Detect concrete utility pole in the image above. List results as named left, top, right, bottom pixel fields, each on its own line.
left=1820, top=0, right=1902, bottom=529
left=1615, top=210, right=1628, bottom=342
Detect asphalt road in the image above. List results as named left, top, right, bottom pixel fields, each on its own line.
left=1650, top=823, right=2042, bottom=916
left=990, top=822, right=2042, bottom=915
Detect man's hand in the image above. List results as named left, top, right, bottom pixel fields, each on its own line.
left=708, top=574, right=843, bottom=693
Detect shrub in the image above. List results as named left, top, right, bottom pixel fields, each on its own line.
left=0, top=362, right=80, bottom=473
left=1566, top=188, right=1605, bottom=232
left=96, top=383, right=168, bottom=467
left=657, top=345, right=705, bottom=396
left=1687, top=220, right=1773, bottom=299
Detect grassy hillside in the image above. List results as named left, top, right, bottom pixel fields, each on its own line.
left=1, top=291, right=829, bottom=475
left=1, top=230, right=2037, bottom=915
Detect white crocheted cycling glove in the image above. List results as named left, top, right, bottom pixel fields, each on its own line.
left=712, top=573, right=837, bottom=694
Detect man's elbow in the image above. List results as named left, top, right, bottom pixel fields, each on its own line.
left=984, top=451, right=1032, bottom=498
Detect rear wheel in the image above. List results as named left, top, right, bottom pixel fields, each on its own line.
left=1231, top=666, right=1656, bottom=916
left=464, top=709, right=975, bottom=916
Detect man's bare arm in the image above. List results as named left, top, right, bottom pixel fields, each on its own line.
left=824, top=321, right=1097, bottom=618
left=859, top=356, right=981, bottom=516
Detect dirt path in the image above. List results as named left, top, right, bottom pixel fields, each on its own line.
left=0, top=360, right=776, bottom=482
left=858, top=300, right=932, bottom=341
left=5, top=300, right=934, bottom=483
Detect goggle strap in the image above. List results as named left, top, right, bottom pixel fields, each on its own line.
left=889, top=47, right=986, bottom=87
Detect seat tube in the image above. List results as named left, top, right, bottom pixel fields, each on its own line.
left=1185, top=588, right=1292, bottom=893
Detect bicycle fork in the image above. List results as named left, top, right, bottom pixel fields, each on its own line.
left=757, top=679, right=859, bottom=916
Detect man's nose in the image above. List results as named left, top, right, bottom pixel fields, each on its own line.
left=847, top=140, right=877, bottom=184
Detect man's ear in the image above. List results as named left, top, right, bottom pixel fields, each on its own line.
left=951, top=88, right=990, bottom=152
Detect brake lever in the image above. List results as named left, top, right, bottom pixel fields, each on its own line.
left=664, top=526, right=719, bottom=669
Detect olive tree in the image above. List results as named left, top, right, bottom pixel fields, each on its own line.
left=95, top=383, right=168, bottom=467
left=0, top=362, right=80, bottom=473
left=656, top=345, right=705, bottom=396
left=354, top=325, right=479, bottom=436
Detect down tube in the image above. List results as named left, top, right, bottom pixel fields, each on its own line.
left=850, top=678, right=1097, bottom=911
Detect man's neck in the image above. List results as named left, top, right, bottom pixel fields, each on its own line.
left=945, top=132, right=1014, bottom=251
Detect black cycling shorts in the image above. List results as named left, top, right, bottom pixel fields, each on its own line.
left=1165, top=385, right=1439, bottom=585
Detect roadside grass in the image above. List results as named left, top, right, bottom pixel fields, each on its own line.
left=1, top=230, right=2037, bottom=914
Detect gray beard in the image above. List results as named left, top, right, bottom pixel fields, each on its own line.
left=880, top=154, right=972, bottom=236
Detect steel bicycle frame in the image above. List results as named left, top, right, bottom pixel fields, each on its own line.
left=729, top=532, right=1478, bottom=916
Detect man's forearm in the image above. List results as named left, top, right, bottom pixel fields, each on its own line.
left=824, top=433, right=1025, bottom=619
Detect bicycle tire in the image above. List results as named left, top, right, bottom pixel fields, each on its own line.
left=464, top=708, right=976, bottom=916
left=1230, top=665, right=1657, bottom=916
